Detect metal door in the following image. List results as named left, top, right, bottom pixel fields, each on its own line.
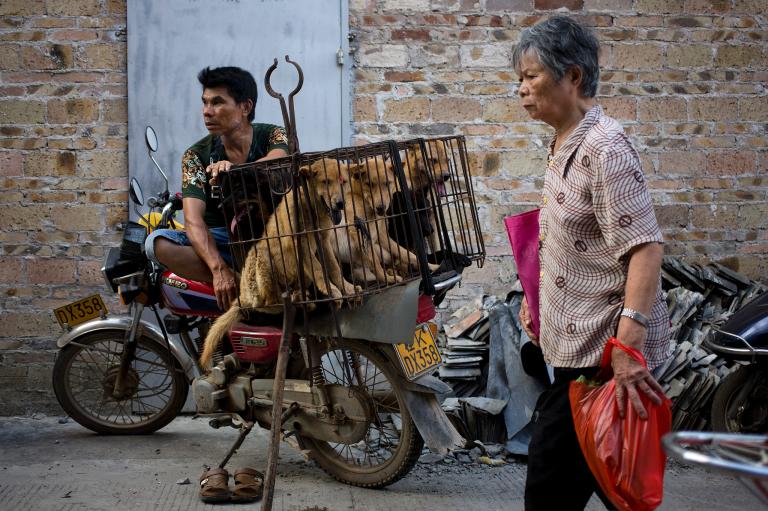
left=127, top=0, right=350, bottom=203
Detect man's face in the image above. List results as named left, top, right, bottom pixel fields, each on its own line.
left=201, top=86, right=250, bottom=135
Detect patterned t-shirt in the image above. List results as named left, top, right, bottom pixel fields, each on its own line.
left=538, top=105, right=672, bottom=370
left=181, top=123, right=288, bottom=227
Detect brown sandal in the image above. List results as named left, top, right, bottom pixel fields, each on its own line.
left=199, top=467, right=230, bottom=503
left=231, top=467, right=263, bottom=503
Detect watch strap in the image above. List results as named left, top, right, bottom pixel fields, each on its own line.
left=621, top=307, right=649, bottom=328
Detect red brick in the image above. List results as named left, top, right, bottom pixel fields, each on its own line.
left=0, top=152, right=23, bottom=177
left=28, top=259, right=76, bottom=285
left=534, top=0, right=583, bottom=9
left=707, top=151, right=757, bottom=176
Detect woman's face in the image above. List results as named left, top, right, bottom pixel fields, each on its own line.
left=516, top=50, right=576, bottom=128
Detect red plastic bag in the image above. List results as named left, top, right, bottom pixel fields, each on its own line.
left=569, top=337, right=672, bottom=511
left=503, top=209, right=541, bottom=338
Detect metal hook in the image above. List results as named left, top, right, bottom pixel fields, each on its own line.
left=264, top=55, right=304, bottom=154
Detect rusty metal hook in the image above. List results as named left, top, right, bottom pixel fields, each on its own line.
left=264, top=55, right=304, bottom=154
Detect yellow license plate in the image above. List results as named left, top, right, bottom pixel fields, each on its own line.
left=394, top=323, right=442, bottom=380
left=54, top=294, right=107, bottom=329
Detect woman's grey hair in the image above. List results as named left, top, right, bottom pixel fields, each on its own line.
left=512, top=15, right=600, bottom=98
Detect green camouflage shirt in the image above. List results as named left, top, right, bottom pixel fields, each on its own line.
left=181, top=123, right=288, bottom=227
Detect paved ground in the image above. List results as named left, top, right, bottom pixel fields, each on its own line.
left=0, top=416, right=760, bottom=511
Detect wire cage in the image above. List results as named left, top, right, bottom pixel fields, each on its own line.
left=219, top=136, right=484, bottom=311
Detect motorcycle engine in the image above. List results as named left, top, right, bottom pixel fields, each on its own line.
left=192, top=355, right=253, bottom=413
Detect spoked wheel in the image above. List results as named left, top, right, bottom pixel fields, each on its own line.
left=299, top=338, right=423, bottom=488
left=711, top=365, right=768, bottom=433
left=52, top=330, right=188, bottom=434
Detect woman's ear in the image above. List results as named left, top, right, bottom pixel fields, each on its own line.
left=568, top=66, right=583, bottom=90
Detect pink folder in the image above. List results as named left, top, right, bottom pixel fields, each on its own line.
left=504, top=209, right=541, bottom=338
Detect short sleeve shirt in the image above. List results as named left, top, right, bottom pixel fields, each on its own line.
left=538, top=105, right=671, bottom=370
left=181, top=123, right=288, bottom=228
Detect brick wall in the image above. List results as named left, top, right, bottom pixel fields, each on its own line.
left=351, top=0, right=768, bottom=308
left=0, top=0, right=766, bottom=414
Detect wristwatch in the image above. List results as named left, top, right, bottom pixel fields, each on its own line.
left=621, top=308, right=649, bottom=328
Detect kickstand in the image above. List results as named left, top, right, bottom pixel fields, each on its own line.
left=217, top=420, right=254, bottom=470
left=260, top=293, right=297, bottom=511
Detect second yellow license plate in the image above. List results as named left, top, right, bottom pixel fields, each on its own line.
left=394, top=323, right=442, bottom=380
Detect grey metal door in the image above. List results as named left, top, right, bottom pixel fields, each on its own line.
left=127, top=0, right=350, bottom=202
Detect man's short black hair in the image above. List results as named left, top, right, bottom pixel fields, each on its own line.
left=198, top=66, right=258, bottom=122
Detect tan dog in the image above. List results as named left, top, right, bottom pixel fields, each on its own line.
left=334, top=157, right=402, bottom=284
left=201, top=158, right=358, bottom=368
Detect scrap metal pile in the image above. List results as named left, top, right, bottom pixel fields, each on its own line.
left=435, top=257, right=766, bottom=446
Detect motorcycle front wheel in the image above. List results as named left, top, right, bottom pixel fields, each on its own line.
left=52, top=330, right=188, bottom=435
left=711, top=365, right=768, bottom=433
left=299, top=338, right=424, bottom=489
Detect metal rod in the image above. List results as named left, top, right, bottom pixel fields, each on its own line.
left=261, top=293, right=296, bottom=511
left=217, top=421, right=254, bottom=470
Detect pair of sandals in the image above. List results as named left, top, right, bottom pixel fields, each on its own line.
left=199, top=466, right=263, bottom=503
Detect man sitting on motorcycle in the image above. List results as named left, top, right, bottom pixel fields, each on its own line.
left=145, top=66, right=289, bottom=311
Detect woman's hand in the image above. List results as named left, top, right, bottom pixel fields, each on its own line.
left=611, top=341, right=664, bottom=420
left=519, top=296, right=539, bottom=345
left=206, top=160, right=232, bottom=185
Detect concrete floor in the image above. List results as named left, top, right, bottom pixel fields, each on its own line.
left=0, top=416, right=761, bottom=511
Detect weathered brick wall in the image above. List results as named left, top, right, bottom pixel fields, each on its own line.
left=350, top=0, right=768, bottom=308
left=0, top=0, right=766, bottom=414
left=0, top=0, right=127, bottom=413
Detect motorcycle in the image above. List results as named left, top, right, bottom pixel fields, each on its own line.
left=707, top=291, right=768, bottom=433
left=51, top=125, right=476, bottom=488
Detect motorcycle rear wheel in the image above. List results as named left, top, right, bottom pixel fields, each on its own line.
left=52, top=330, right=188, bottom=435
left=299, top=338, right=424, bottom=488
left=711, top=365, right=768, bottom=433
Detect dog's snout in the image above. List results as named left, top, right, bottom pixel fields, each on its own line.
left=335, top=199, right=345, bottom=210
left=375, top=205, right=386, bottom=216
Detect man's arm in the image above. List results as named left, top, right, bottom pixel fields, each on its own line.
left=611, top=241, right=666, bottom=419
left=184, top=197, right=237, bottom=310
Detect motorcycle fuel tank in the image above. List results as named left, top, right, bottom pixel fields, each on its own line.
left=228, top=324, right=282, bottom=364
left=160, top=271, right=221, bottom=317
left=708, top=292, right=768, bottom=356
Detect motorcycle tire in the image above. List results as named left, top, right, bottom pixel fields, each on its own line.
left=299, top=338, right=424, bottom=489
left=52, top=330, right=188, bottom=435
left=711, top=365, right=767, bottom=433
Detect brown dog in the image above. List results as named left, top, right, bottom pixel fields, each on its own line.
left=334, top=156, right=402, bottom=284
left=382, top=140, right=448, bottom=275
left=201, top=158, right=358, bottom=368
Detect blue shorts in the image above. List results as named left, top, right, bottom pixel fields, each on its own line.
left=144, top=226, right=233, bottom=267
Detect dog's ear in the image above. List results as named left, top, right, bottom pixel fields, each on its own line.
left=299, top=163, right=317, bottom=178
left=348, top=162, right=367, bottom=180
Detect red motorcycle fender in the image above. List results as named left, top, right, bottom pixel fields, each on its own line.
left=56, top=315, right=201, bottom=381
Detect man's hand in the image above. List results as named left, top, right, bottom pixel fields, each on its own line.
left=519, top=296, right=539, bottom=345
left=611, top=340, right=664, bottom=420
left=206, top=160, right=232, bottom=185
left=212, top=264, right=238, bottom=311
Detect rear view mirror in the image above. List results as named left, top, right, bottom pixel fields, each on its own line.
left=145, top=126, right=158, bottom=153
left=129, top=177, right=144, bottom=206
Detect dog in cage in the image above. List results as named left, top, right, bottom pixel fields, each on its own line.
left=201, top=157, right=359, bottom=368
left=387, top=139, right=450, bottom=268
left=334, top=155, right=403, bottom=285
